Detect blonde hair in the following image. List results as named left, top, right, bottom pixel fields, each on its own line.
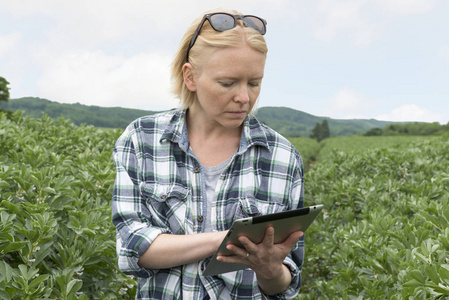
left=170, top=9, right=268, bottom=109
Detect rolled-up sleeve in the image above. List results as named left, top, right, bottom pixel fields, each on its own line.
left=112, top=126, right=169, bottom=278
left=278, top=243, right=304, bottom=299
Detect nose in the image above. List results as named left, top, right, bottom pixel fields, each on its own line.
left=234, top=84, right=250, bottom=104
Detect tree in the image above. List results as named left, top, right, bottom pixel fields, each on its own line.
left=310, top=120, right=330, bottom=142
left=364, top=127, right=383, bottom=136
left=310, top=122, right=322, bottom=141
left=0, top=76, right=10, bottom=103
left=321, top=120, right=330, bottom=140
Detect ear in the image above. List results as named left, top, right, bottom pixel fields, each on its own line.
left=182, top=63, right=197, bottom=92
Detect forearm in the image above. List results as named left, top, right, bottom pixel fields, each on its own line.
left=137, top=231, right=227, bottom=269
left=257, top=264, right=292, bottom=296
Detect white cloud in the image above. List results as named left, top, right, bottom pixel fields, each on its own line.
left=439, top=45, right=449, bottom=60
left=3, top=0, right=293, bottom=110
left=311, top=0, right=436, bottom=46
left=375, top=0, right=435, bottom=15
left=312, top=0, right=385, bottom=47
left=1, top=1, right=195, bottom=51
left=0, top=32, right=22, bottom=59
left=314, top=0, right=365, bottom=43
left=331, top=88, right=362, bottom=109
left=376, top=104, right=445, bottom=123
left=1, top=0, right=283, bottom=49
left=325, top=88, right=373, bottom=119
left=36, top=51, right=178, bottom=110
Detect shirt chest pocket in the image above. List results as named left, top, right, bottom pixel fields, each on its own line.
left=140, top=182, right=190, bottom=234
left=234, top=196, right=286, bottom=221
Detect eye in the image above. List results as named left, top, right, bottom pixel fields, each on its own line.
left=248, top=81, right=261, bottom=87
left=219, top=81, right=234, bottom=87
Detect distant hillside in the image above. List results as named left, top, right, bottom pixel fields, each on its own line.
left=2, top=97, right=392, bottom=137
left=256, top=106, right=392, bottom=137
left=2, top=97, right=160, bottom=129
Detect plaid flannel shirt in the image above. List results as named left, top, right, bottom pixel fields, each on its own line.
left=112, top=109, right=304, bottom=299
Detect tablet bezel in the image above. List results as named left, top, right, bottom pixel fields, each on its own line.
left=202, top=204, right=323, bottom=276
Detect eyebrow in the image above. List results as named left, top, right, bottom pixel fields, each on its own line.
left=216, top=75, right=264, bottom=81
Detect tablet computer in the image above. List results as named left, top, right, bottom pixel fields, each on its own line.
left=202, top=204, right=323, bottom=276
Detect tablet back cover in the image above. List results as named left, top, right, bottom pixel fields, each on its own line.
left=202, top=205, right=323, bottom=276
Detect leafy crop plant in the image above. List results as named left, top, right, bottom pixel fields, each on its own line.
left=0, top=112, right=136, bottom=299
left=298, top=136, right=449, bottom=299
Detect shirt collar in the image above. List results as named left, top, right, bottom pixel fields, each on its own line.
left=239, top=115, right=272, bottom=154
left=160, top=109, right=271, bottom=154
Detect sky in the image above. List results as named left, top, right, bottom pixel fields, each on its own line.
left=1, top=0, right=448, bottom=124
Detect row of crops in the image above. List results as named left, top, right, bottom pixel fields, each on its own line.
left=1, top=111, right=448, bottom=299
left=0, top=112, right=135, bottom=299
left=299, top=136, right=449, bottom=299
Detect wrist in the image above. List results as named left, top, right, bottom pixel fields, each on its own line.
left=257, top=264, right=291, bottom=296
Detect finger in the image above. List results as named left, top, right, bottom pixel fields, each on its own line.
left=217, top=245, right=251, bottom=265
left=237, top=235, right=257, bottom=253
left=226, top=243, right=249, bottom=259
left=283, top=231, right=304, bottom=249
left=216, top=254, right=250, bottom=266
left=262, top=226, right=275, bottom=246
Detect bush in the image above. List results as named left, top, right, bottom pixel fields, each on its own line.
left=299, top=137, right=449, bottom=299
left=0, top=111, right=136, bottom=299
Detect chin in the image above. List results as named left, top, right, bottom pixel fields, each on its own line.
left=223, top=120, right=245, bottom=129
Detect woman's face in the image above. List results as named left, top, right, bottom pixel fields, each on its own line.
left=186, top=45, right=266, bottom=130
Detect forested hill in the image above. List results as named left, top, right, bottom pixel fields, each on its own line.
left=255, top=106, right=392, bottom=137
left=2, top=97, right=159, bottom=129
left=2, top=97, right=392, bottom=137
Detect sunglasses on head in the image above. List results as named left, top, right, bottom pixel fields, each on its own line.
left=186, top=12, right=267, bottom=62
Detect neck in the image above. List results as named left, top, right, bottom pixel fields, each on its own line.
left=185, top=108, right=243, bottom=167
left=186, top=107, right=243, bottom=141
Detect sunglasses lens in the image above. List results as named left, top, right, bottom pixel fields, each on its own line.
left=243, top=17, right=266, bottom=35
left=210, top=14, right=236, bottom=31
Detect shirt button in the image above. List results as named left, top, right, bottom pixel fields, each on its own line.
left=197, top=215, right=204, bottom=223
left=161, top=195, right=167, bottom=200
left=194, top=167, right=200, bottom=173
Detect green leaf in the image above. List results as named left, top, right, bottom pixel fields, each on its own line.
left=0, top=291, right=10, bottom=300
left=66, top=279, right=82, bottom=295
left=0, top=241, right=28, bottom=253
left=431, top=283, right=449, bottom=293
left=42, top=187, right=56, bottom=194
left=403, top=279, right=422, bottom=288
left=29, top=274, right=49, bottom=289
left=18, top=264, right=29, bottom=280
left=441, top=264, right=449, bottom=272
left=425, top=264, right=440, bottom=284
left=0, top=261, right=13, bottom=282
left=32, top=241, right=54, bottom=266
left=414, top=252, right=430, bottom=264
left=0, top=200, right=21, bottom=215
left=0, top=180, right=10, bottom=189
left=439, top=264, right=449, bottom=281
left=409, top=270, right=425, bottom=284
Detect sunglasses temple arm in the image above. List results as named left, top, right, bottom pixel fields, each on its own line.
left=186, top=16, right=208, bottom=62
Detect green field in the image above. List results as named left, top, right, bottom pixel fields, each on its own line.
left=288, top=136, right=438, bottom=170
left=1, top=111, right=448, bottom=299
left=298, top=136, right=449, bottom=299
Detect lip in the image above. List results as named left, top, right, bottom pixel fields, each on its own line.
left=227, top=111, right=247, bottom=117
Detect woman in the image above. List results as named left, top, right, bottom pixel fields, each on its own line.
left=112, top=9, right=305, bottom=299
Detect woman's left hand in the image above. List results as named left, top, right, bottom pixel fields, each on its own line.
left=216, top=227, right=303, bottom=295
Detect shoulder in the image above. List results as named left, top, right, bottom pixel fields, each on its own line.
left=114, top=109, right=182, bottom=149
left=247, top=115, right=301, bottom=159
left=126, top=110, right=180, bottom=133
